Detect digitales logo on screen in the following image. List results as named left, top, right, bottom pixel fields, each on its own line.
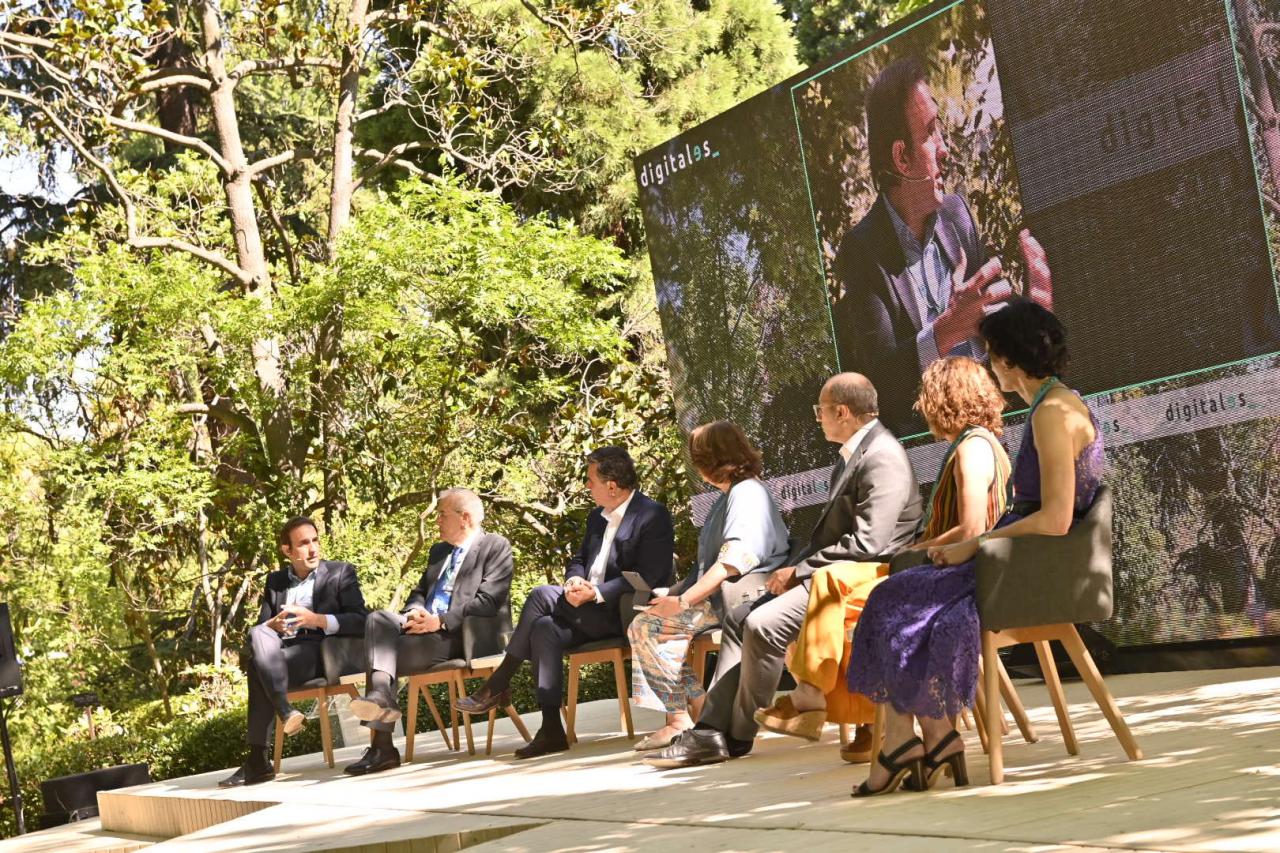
left=637, top=139, right=719, bottom=187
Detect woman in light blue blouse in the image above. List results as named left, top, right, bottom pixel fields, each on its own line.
left=628, top=421, right=790, bottom=750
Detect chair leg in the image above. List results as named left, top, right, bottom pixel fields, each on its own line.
left=613, top=651, right=634, bottom=738
left=997, top=656, right=1038, bottom=744
left=1034, top=640, right=1078, bottom=756
left=976, top=653, right=1010, bottom=737
left=318, top=695, right=335, bottom=768
left=405, top=682, right=420, bottom=762
left=485, top=708, right=496, bottom=756
left=839, top=723, right=851, bottom=746
left=982, top=631, right=1003, bottom=784
left=565, top=661, right=580, bottom=744
left=507, top=705, right=532, bottom=742
left=445, top=676, right=459, bottom=753
left=959, top=708, right=973, bottom=731
left=1058, top=626, right=1143, bottom=761
left=423, top=683, right=452, bottom=751
left=273, top=713, right=285, bottom=775
left=972, top=680, right=990, bottom=754
left=456, top=673, right=475, bottom=756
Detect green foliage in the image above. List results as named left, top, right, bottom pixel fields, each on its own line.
left=779, top=0, right=933, bottom=66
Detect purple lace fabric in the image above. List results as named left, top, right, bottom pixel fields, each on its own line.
left=846, top=394, right=1105, bottom=720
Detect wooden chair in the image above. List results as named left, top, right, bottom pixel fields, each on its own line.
left=689, top=627, right=722, bottom=686
left=272, top=635, right=364, bottom=774
left=404, top=610, right=532, bottom=760
left=976, top=485, right=1142, bottom=783
left=563, top=570, right=674, bottom=744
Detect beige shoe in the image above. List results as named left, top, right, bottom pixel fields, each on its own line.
left=634, top=731, right=680, bottom=752
left=281, top=709, right=306, bottom=737
left=754, top=695, right=826, bottom=742
left=840, top=724, right=873, bottom=763
left=350, top=696, right=402, bottom=726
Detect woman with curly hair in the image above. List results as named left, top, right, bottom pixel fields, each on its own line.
left=628, top=421, right=790, bottom=750
left=847, top=301, right=1104, bottom=796
left=755, top=355, right=1010, bottom=761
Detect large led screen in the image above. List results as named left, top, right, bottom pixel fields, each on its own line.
left=637, top=0, right=1280, bottom=647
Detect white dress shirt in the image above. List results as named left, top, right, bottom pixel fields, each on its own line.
left=585, top=491, right=635, bottom=603
left=285, top=567, right=339, bottom=635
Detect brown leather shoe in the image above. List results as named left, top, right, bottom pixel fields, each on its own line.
left=840, top=724, right=873, bottom=763
left=454, top=685, right=510, bottom=715
left=754, top=695, right=826, bottom=741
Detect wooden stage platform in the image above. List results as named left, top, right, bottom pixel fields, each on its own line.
left=2, top=666, right=1278, bottom=853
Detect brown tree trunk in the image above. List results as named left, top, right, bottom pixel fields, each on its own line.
left=199, top=0, right=293, bottom=472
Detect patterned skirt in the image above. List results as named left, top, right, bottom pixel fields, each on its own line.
left=627, top=601, right=718, bottom=713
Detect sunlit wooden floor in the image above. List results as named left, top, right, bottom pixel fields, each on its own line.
left=2, top=666, right=1278, bottom=853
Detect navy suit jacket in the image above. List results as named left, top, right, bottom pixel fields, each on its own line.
left=562, top=491, right=674, bottom=631
left=255, top=560, right=369, bottom=637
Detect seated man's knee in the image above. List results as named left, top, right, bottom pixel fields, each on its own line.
left=743, top=610, right=785, bottom=653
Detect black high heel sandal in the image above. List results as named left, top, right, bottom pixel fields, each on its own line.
left=851, top=736, right=925, bottom=798
left=922, top=729, right=969, bottom=789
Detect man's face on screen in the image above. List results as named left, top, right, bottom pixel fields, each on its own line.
left=897, top=81, right=948, bottom=210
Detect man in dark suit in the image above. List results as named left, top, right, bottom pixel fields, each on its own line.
left=830, top=56, right=1051, bottom=434
left=220, top=517, right=369, bottom=787
left=457, top=447, right=675, bottom=758
left=342, top=488, right=513, bottom=775
left=647, top=373, right=921, bottom=768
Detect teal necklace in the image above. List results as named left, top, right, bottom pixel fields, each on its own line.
left=1028, top=376, right=1060, bottom=413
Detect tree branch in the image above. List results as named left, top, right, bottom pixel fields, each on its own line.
left=229, top=56, right=342, bottom=80
left=247, top=147, right=316, bottom=177
left=105, top=116, right=233, bottom=174
left=355, top=146, right=424, bottom=179
left=354, top=142, right=431, bottom=188
left=0, top=87, right=255, bottom=284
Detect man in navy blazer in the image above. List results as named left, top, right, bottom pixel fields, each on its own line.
left=457, top=447, right=675, bottom=758
left=220, top=516, right=369, bottom=787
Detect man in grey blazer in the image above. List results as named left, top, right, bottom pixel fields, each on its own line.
left=343, top=488, right=513, bottom=775
left=648, top=373, right=921, bottom=767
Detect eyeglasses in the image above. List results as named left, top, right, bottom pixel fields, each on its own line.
left=812, top=403, right=830, bottom=418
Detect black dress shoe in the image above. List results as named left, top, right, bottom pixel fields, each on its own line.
left=513, top=728, right=569, bottom=759
left=343, top=744, right=402, bottom=776
left=643, top=727, right=731, bottom=769
left=218, top=751, right=275, bottom=788
left=455, top=685, right=511, bottom=715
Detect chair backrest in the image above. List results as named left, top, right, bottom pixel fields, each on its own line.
left=462, top=605, right=514, bottom=664
left=975, top=484, right=1114, bottom=632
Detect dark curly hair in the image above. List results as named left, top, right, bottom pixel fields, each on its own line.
left=688, top=421, right=763, bottom=484
left=978, top=300, right=1069, bottom=379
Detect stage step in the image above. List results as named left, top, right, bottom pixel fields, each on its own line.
left=0, top=818, right=160, bottom=853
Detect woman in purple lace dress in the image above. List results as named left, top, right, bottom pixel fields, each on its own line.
left=846, top=302, right=1105, bottom=796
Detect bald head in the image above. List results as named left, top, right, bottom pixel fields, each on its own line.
left=816, top=372, right=879, bottom=445
left=823, top=372, right=878, bottom=417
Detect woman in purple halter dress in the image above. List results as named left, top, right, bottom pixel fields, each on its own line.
left=846, top=302, right=1106, bottom=797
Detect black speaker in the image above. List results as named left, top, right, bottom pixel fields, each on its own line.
left=39, top=763, right=150, bottom=829
left=0, top=605, right=20, bottom=699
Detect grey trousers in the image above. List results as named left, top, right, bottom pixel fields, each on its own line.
left=697, top=582, right=810, bottom=742
left=364, top=609, right=463, bottom=732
